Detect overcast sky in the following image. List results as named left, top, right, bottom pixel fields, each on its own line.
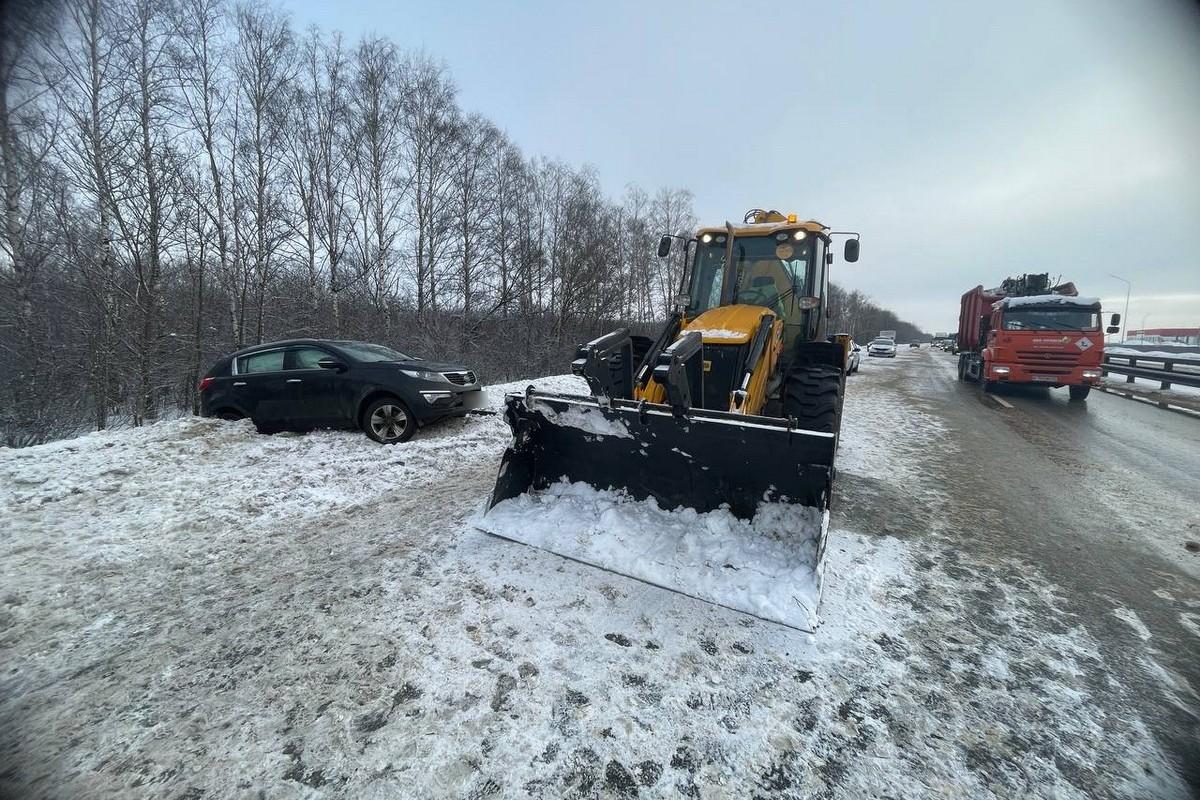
left=289, top=0, right=1200, bottom=334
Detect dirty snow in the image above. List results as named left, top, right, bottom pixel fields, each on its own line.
left=1112, top=605, right=1153, bottom=641
left=0, top=367, right=1192, bottom=798
left=479, top=481, right=828, bottom=631
left=1101, top=376, right=1200, bottom=402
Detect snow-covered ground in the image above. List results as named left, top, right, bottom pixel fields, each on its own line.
left=1107, top=346, right=1200, bottom=358
left=0, top=367, right=1190, bottom=798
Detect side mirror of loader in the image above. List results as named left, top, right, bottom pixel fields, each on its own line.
left=843, top=239, right=860, bottom=263
left=1106, top=326, right=1120, bottom=334
left=657, top=235, right=672, bottom=258
left=1110, top=313, right=1121, bottom=326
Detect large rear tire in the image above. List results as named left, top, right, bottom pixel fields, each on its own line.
left=783, top=365, right=843, bottom=435
left=1068, top=385, right=1091, bottom=401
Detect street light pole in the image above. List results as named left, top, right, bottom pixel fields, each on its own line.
left=1109, top=273, right=1131, bottom=343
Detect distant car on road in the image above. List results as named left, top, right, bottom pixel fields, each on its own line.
left=909, top=341, right=920, bottom=348
left=199, top=339, right=486, bottom=443
left=868, top=338, right=897, bottom=358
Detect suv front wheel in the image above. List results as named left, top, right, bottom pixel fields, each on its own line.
left=364, top=397, right=416, bottom=444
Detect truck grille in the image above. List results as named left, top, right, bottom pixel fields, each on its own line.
left=1015, top=350, right=1080, bottom=366
left=442, top=371, right=476, bottom=386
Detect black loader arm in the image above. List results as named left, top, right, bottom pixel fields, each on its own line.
left=572, top=328, right=636, bottom=400
left=652, top=330, right=704, bottom=417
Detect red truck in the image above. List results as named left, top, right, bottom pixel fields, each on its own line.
left=956, top=274, right=1121, bottom=400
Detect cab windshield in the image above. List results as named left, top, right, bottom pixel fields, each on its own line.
left=1002, top=307, right=1100, bottom=332
left=687, top=234, right=816, bottom=318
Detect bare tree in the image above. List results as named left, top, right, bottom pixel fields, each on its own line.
left=45, top=0, right=130, bottom=427
left=101, top=0, right=185, bottom=422
left=400, top=53, right=457, bottom=317
left=0, top=0, right=59, bottom=325
left=347, top=34, right=405, bottom=330
left=301, top=29, right=353, bottom=334
left=232, top=2, right=292, bottom=344
left=174, top=0, right=238, bottom=349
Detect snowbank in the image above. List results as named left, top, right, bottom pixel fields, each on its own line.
left=1106, top=347, right=1200, bottom=361
left=478, top=481, right=828, bottom=631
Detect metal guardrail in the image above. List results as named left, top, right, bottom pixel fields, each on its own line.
left=1102, top=353, right=1200, bottom=390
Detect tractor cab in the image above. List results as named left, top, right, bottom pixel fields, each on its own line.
left=684, top=216, right=832, bottom=358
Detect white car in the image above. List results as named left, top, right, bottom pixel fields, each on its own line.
left=868, top=337, right=897, bottom=358
left=847, top=342, right=861, bottom=374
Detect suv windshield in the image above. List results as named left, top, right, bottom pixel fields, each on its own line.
left=336, top=341, right=414, bottom=362
left=1002, top=308, right=1100, bottom=331
left=871, top=339, right=893, bottom=346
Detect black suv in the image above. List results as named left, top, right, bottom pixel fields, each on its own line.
left=199, top=339, right=486, bottom=443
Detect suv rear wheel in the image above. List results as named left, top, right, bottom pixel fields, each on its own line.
left=364, top=397, right=416, bottom=444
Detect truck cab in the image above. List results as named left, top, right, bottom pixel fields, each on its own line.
left=962, top=293, right=1118, bottom=399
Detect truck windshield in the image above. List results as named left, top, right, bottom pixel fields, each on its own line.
left=1002, top=308, right=1100, bottom=331
left=687, top=234, right=814, bottom=317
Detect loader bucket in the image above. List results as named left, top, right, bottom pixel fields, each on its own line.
left=479, top=390, right=837, bottom=631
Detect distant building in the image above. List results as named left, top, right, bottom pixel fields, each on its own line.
left=1126, top=327, right=1200, bottom=346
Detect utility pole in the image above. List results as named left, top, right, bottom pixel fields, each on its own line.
left=1109, top=274, right=1131, bottom=343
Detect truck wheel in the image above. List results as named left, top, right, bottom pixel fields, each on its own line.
left=783, top=365, right=843, bottom=435
left=1068, top=385, right=1091, bottom=401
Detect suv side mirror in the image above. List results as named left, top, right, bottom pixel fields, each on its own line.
left=317, top=357, right=346, bottom=371
left=1109, top=313, right=1121, bottom=326
left=657, top=235, right=672, bottom=258
left=843, top=239, right=860, bottom=263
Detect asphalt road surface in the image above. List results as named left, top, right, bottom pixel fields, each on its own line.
left=844, top=347, right=1200, bottom=791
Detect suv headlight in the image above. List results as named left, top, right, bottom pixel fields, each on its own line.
left=400, top=369, right=447, bottom=382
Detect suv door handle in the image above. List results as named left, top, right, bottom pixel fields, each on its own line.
left=286, top=378, right=302, bottom=384
left=233, top=381, right=246, bottom=386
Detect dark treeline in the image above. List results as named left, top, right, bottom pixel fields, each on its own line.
left=827, top=285, right=927, bottom=345
left=0, top=0, right=921, bottom=446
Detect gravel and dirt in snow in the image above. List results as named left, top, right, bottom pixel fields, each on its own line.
left=1, top=352, right=1197, bottom=798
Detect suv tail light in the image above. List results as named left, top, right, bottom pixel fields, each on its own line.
left=198, top=376, right=215, bottom=392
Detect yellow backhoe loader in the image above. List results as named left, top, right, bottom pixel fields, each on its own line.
left=480, top=210, right=860, bottom=629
